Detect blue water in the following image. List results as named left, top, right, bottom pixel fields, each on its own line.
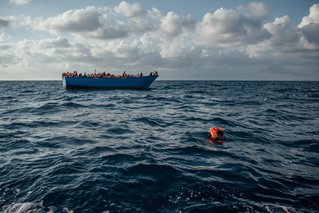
left=0, top=81, right=318, bottom=212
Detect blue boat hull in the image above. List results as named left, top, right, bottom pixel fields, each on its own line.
left=63, top=76, right=158, bottom=90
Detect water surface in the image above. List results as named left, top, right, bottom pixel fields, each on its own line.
left=0, top=81, right=318, bottom=212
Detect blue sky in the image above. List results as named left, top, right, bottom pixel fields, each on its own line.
left=0, top=0, right=318, bottom=80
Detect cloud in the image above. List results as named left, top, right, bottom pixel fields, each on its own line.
left=160, top=11, right=195, bottom=36
left=196, top=2, right=270, bottom=46
left=39, top=37, right=71, bottom=49
left=298, top=4, right=319, bottom=47
left=29, top=2, right=195, bottom=42
left=246, top=2, right=268, bottom=18
left=298, top=4, right=319, bottom=28
left=88, top=27, right=128, bottom=40
left=300, top=23, right=319, bottom=47
left=36, top=6, right=102, bottom=33
left=7, top=37, right=101, bottom=72
left=9, top=0, right=31, bottom=6
left=33, top=5, right=148, bottom=40
left=0, top=33, right=16, bottom=68
left=0, top=32, right=11, bottom=42
left=114, top=1, right=145, bottom=17
left=0, top=16, right=18, bottom=29
left=245, top=16, right=304, bottom=59
left=263, top=16, right=299, bottom=48
left=0, top=19, right=10, bottom=29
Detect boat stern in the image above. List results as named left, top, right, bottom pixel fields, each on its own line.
left=62, top=76, right=67, bottom=89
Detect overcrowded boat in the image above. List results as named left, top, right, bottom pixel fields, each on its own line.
left=62, top=71, right=158, bottom=89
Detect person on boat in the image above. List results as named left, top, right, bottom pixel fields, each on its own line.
left=150, top=71, right=158, bottom=76
left=123, top=71, right=128, bottom=78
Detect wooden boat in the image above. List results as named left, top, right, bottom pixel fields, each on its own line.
left=62, top=72, right=158, bottom=90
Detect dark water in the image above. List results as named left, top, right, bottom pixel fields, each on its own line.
left=0, top=81, right=318, bottom=212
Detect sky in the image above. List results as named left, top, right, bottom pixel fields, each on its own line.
left=0, top=0, right=319, bottom=80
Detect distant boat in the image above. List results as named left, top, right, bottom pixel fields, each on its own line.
left=62, top=72, right=158, bottom=90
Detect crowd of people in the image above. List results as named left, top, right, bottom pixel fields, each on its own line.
left=62, top=71, right=158, bottom=78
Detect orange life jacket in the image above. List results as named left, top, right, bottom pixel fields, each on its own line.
left=209, top=127, right=224, bottom=143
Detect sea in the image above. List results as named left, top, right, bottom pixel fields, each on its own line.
left=0, top=80, right=318, bottom=213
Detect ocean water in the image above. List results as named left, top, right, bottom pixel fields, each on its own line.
left=0, top=80, right=318, bottom=213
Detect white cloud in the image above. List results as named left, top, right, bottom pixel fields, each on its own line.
left=263, top=16, right=299, bottom=47
left=88, top=27, right=128, bottom=40
left=0, top=33, right=15, bottom=68
left=36, top=6, right=102, bottom=33
left=33, top=5, right=151, bottom=40
left=114, top=1, right=144, bottom=17
left=29, top=2, right=195, bottom=42
left=245, top=16, right=303, bottom=59
left=196, top=3, right=270, bottom=46
left=244, top=13, right=319, bottom=79
left=9, top=0, right=31, bottom=6
left=298, top=4, right=319, bottom=47
left=0, top=32, right=12, bottom=42
left=160, top=12, right=195, bottom=36
left=39, top=37, right=71, bottom=49
left=298, top=4, right=319, bottom=28
left=159, top=34, right=195, bottom=58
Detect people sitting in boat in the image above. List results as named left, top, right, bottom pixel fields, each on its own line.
left=123, top=71, right=128, bottom=78
left=64, top=71, right=152, bottom=78
left=149, top=71, right=158, bottom=76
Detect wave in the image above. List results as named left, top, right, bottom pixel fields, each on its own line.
left=2, top=202, right=44, bottom=213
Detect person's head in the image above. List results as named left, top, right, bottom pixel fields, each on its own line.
left=217, top=130, right=224, bottom=139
